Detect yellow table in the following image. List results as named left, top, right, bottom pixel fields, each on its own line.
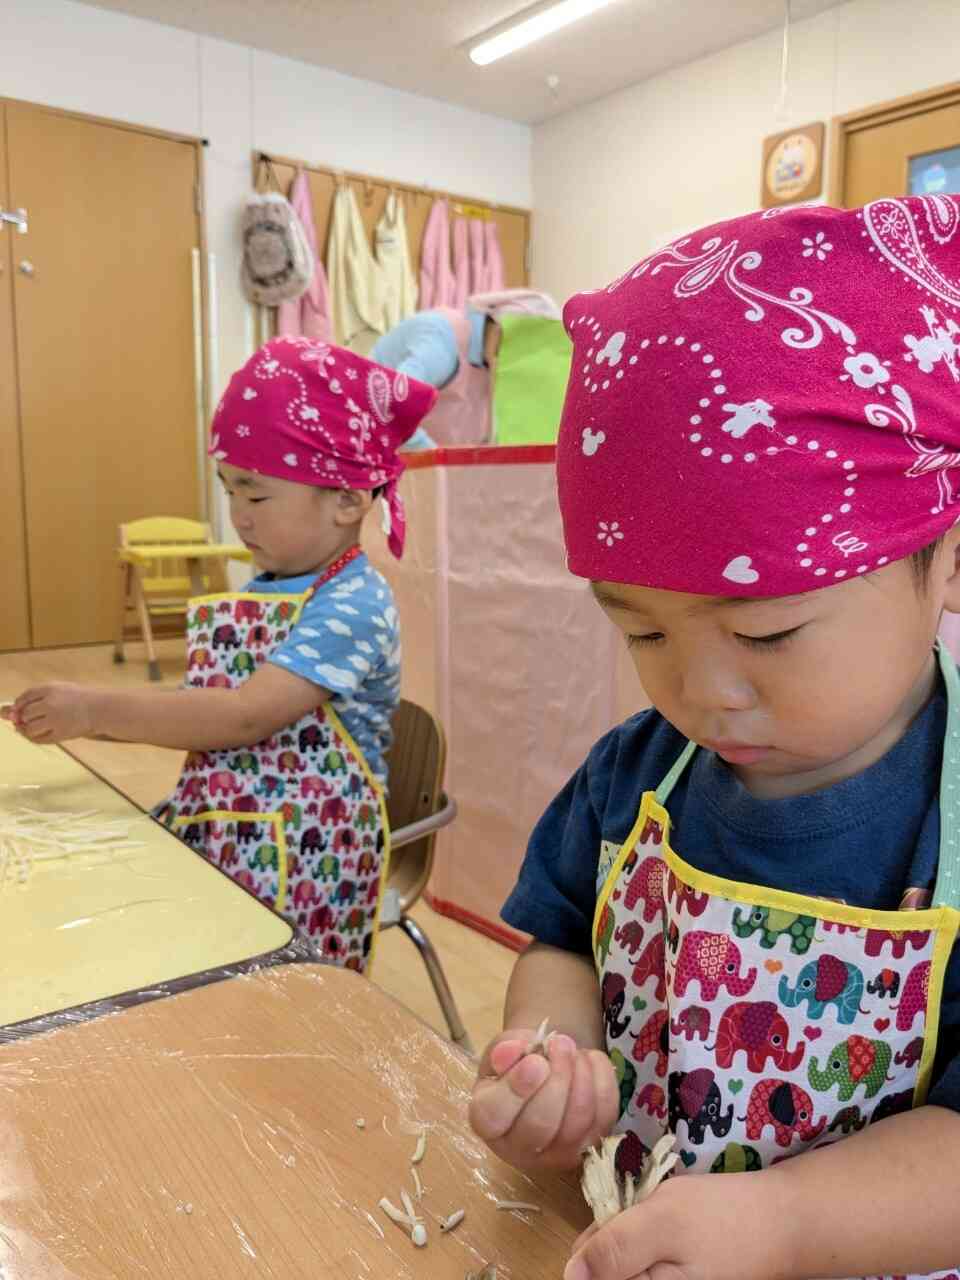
left=0, top=722, right=295, bottom=1032
left=0, top=965, right=590, bottom=1278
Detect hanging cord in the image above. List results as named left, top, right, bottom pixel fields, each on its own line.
left=775, top=0, right=792, bottom=120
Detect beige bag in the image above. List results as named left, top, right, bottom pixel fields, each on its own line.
left=241, top=191, right=314, bottom=306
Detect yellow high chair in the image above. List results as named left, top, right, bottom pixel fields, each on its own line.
left=114, top=517, right=252, bottom=681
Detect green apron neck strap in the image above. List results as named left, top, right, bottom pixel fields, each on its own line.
left=935, top=641, right=960, bottom=910
left=655, top=739, right=699, bottom=806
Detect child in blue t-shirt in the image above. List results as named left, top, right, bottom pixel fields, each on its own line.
left=4, top=338, right=436, bottom=968
left=470, top=198, right=960, bottom=1280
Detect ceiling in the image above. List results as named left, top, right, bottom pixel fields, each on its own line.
left=81, top=0, right=849, bottom=124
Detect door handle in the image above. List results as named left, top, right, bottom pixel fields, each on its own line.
left=18, top=260, right=35, bottom=277
left=1, top=208, right=28, bottom=234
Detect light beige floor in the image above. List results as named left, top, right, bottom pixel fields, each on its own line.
left=0, top=638, right=515, bottom=1054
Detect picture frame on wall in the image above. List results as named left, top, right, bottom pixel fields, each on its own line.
left=761, top=122, right=825, bottom=207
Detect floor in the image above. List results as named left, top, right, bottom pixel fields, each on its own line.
left=0, top=638, right=516, bottom=1056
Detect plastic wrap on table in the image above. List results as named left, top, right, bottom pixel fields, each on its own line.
left=0, top=723, right=298, bottom=1033
left=365, top=447, right=648, bottom=948
left=0, top=931, right=316, bottom=1045
left=0, top=963, right=590, bottom=1278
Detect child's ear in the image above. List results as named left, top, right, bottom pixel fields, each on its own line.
left=941, top=530, right=960, bottom=615
left=333, top=488, right=373, bottom=527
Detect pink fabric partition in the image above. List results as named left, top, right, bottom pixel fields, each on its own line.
left=364, top=446, right=646, bottom=950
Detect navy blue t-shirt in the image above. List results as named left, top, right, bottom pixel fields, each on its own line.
left=503, top=683, right=960, bottom=1112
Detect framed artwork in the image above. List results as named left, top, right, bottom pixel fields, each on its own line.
left=761, top=122, right=825, bottom=207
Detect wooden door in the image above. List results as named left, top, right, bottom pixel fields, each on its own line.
left=0, top=105, right=32, bottom=651
left=832, top=81, right=960, bottom=207
left=7, top=101, right=202, bottom=647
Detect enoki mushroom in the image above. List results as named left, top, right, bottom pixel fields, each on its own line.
left=524, top=1018, right=555, bottom=1058
left=580, top=1133, right=678, bottom=1226
left=0, top=808, right=145, bottom=887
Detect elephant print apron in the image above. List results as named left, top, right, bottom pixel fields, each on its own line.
left=158, top=546, right=390, bottom=974
left=595, top=644, right=960, bottom=1280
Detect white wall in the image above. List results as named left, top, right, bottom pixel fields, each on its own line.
left=3, top=0, right=531, bottom=533
left=532, top=0, right=960, bottom=304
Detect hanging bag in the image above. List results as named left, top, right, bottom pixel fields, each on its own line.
left=241, top=159, right=314, bottom=305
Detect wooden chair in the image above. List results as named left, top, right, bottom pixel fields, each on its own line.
left=381, top=700, right=472, bottom=1054
left=114, top=517, right=251, bottom=681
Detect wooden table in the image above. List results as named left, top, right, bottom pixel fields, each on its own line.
left=0, top=722, right=295, bottom=1033
left=0, top=965, right=590, bottom=1278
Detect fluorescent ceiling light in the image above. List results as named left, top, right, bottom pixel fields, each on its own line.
left=469, top=0, right=617, bottom=66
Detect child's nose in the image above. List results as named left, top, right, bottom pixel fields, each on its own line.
left=678, top=660, right=757, bottom=713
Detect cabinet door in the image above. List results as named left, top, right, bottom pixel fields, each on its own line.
left=0, top=105, right=32, bottom=652
left=7, top=101, right=202, bottom=647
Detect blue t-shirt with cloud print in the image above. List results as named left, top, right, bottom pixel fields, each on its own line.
left=247, top=552, right=400, bottom=783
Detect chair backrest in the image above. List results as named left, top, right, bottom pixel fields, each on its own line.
left=384, top=699, right=446, bottom=913
left=120, top=517, right=211, bottom=547
left=119, top=518, right=220, bottom=602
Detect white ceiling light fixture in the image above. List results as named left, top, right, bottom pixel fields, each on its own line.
left=469, top=0, right=618, bottom=67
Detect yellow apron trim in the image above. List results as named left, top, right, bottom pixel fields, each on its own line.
left=916, top=917, right=960, bottom=1103
left=321, top=702, right=391, bottom=978
left=187, top=590, right=294, bottom=608
left=173, top=808, right=289, bottom=914
left=591, top=791, right=660, bottom=956
left=596, top=789, right=955, bottom=935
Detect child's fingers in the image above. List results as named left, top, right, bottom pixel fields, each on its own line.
left=549, top=1048, right=599, bottom=1156
left=16, top=702, right=49, bottom=728
left=489, top=1037, right=529, bottom=1077
left=497, top=1035, right=576, bottom=1155
left=14, top=687, right=47, bottom=711
left=469, top=1052, right=551, bottom=1141
left=570, top=1222, right=599, bottom=1254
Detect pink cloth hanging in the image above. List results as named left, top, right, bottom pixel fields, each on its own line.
left=483, top=221, right=505, bottom=292
left=468, top=218, right=486, bottom=295
left=419, top=198, right=454, bottom=309
left=276, top=170, right=332, bottom=341
left=451, top=215, right=470, bottom=309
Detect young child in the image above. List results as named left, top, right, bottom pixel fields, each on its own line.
left=2, top=337, right=436, bottom=971
left=469, top=196, right=960, bottom=1280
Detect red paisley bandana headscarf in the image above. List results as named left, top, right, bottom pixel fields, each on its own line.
left=557, top=196, right=960, bottom=595
left=210, top=336, right=437, bottom=557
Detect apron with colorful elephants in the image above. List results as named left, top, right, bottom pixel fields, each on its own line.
left=594, top=644, right=960, bottom=1280
left=158, top=546, right=390, bottom=974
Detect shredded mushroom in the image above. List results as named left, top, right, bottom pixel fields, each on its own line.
left=495, top=1200, right=541, bottom=1214
left=524, top=1018, right=555, bottom=1057
left=379, top=1192, right=428, bottom=1248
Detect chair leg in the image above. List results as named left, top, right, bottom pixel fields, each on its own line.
left=114, top=562, right=130, bottom=664
left=398, top=914, right=475, bottom=1056
left=131, top=569, right=161, bottom=681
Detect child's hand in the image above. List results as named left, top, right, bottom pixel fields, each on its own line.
left=468, top=1029, right=619, bottom=1172
left=2, top=684, right=98, bottom=744
left=564, top=1166, right=782, bottom=1280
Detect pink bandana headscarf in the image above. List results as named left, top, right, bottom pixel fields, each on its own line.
left=210, top=336, right=437, bottom=557
left=557, top=196, right=960, bottom=596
